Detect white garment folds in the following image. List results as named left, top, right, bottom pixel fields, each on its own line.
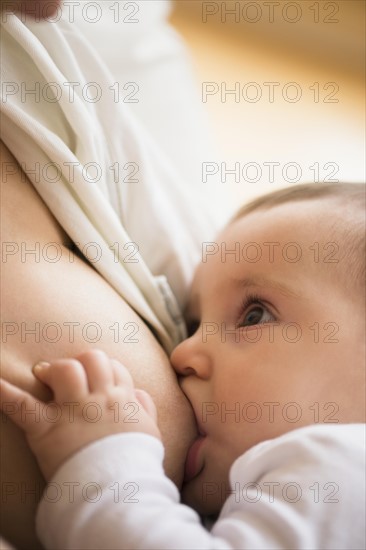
left=0, top=7, right=220, bottom=353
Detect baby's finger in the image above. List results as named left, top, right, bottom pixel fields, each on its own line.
left=0, top=379, right=47, bottom=436
left=33, top=360, right=89, bottom=402
left=76, top=350, right=114, bottom=392
left=111, top=359, right=134, bottom=388
left=134, top=389, right=158, bottom=423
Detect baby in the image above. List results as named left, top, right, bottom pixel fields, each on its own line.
left=1, top=182, right=365, bottom=549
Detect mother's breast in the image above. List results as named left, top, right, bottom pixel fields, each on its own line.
left=1, top=142, right=196, bottom=549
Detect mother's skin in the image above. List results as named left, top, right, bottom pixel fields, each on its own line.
left=0, top=142, right=196, bottom=548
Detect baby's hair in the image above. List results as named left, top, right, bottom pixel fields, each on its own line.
left=232, top=182, right=365, bottom=292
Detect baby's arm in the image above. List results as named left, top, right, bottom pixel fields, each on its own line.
left=0, top=350, right=230, bottom=549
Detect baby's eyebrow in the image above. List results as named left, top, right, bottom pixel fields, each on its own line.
left=233, top=275, right=301, bottom=299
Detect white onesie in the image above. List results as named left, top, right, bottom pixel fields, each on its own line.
left=36, top=423, right=366, bottom=549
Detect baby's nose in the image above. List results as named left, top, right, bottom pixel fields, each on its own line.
left=170, top=339, right=192, bottom=376
left=170, top=337, right=212, bottom=379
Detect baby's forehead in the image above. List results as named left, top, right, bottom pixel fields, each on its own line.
left=216, top=200, right=339, bottom=249
left=189, top=200, right=339, bottom=304
left=188, top=193, right=364, bottom=318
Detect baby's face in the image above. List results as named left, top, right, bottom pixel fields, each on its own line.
left=171, top=200, right=365, bottom=515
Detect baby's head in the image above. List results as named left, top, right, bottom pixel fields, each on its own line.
left=171, top=182, right=365, bottom=515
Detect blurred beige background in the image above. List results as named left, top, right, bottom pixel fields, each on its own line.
left=170, top=0, right=365, bottom=207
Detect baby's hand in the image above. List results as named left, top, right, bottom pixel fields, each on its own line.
left=0, top=350, right=161, bottom=480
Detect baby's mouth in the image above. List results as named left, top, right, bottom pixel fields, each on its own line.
left=198, top=424, right=206, bottom=437
left=184, top=434, right=206, bottom=483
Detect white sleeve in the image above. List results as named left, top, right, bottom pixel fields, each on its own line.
left=36, top=425, right=366, bottom=550
left=36, top=433, right=231, bottom=550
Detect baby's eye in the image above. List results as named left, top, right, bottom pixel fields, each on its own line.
left=240, top=305, right=275, bottom=327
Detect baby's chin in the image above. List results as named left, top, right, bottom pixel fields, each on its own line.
left=181, top=475, right=226, bottom=517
